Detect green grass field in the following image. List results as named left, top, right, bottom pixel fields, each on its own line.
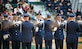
left=19, top=45, right=45, bottom=49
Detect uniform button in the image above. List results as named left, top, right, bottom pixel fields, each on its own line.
left=15, top=30, right=17, bottom=32
left=40, top=30, right=41, bottom=32
left=16, top=33, right=17, bottom=35
left=59, top=30, right=61, bottom=32
left=59, top=33, right=61, bottom=35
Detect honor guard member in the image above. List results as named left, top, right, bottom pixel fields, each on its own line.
left=54, top=15, right=64, bottom=49
left=44, top=14, right=53, bottom=49
left=0, top=14, right=3, bottom=49
left=22, top=14, right=35, bottom=49
left=2, top=14, right=12, bottom=49
left=10, top=14, right=22, bottom=49
left=0, top=22, right=2, bottom=49
left=35, top=13, right=44, bottom=49
left=66, top=13, right=81, bottom=49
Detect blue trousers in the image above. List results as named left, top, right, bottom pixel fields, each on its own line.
left=12, top=40, right=20, bottom=49
left=66, top=42, right=78, bottom=49
left=3, top=41, right=9, bottom=49
left=0, top=40, right=2, bottom=49
left=36, top=43, right=42, bottom=49
left=22, top=42, right=31, bottom=49
left=45, top=40, right=52, bottom=49
left=55, top=39, right=63, bottom=49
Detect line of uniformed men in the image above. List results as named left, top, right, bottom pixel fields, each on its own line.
left=0, top=13, right=81, bottom=49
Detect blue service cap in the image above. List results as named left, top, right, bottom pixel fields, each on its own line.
left=68, top=13, right=76, bottom=17
left=46, top=14, right=51, bottom=18
left=23, top=14, right=30, bottom=17
left=3, top=14, right=8, bottom=17
left=47, top=13, right=51, bottom=17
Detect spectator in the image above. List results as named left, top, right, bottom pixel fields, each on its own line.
left=23, top=1, right=29, bottom=13
left=29, top=4, right=34, bottom=15
left=12, top=0, right=18, bottom=3
left=59, top=3, right=64, bottom=11
left=52, top=0, right=58, bottom=10
left=18, top=4, right=24, bottom=15
left=45, top=0, right=52, bottom=11
left=5, top=2, right=13, bottom=10
left=77, top=15, right=82, bottom=20
left=3, top=0, right=8, bottom=3
left=0, top=3, right=6, bottom=13
left=56, top=6, right=61, bottom=13
left=64, top=1, right=71, bottom=16
left=77, top=15, right=82, bottom=37
left=59, top=0, right=66, bottom=6
left=76, top=9, right=82, bottom=17
left=14, top=4, right=23, bottom=15
left=67, top=8, right=73, bottom=15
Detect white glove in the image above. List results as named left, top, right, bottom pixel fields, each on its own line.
left=53, top=27, right=57, bottom=32
left=3, top=34, right=9, bottom=40
left=35, top=27, right=39, bottom=32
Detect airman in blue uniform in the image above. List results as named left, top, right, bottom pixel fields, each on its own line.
left=66, top=13, right=81, bottom=49
left=44, top=15, right=53, bottom=49
left=0, top=22, right=2, bottom=49
left=21, top=14, right=35, bottom=49
left=0, top=14, right=3, bottom=49
left=35, top=13, right=44, bottom=49
left=54, top=15, right=64, bottom=49
left=10, top=14, right=22, bottom=49
left=2, top=14, right=12, bottom=49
